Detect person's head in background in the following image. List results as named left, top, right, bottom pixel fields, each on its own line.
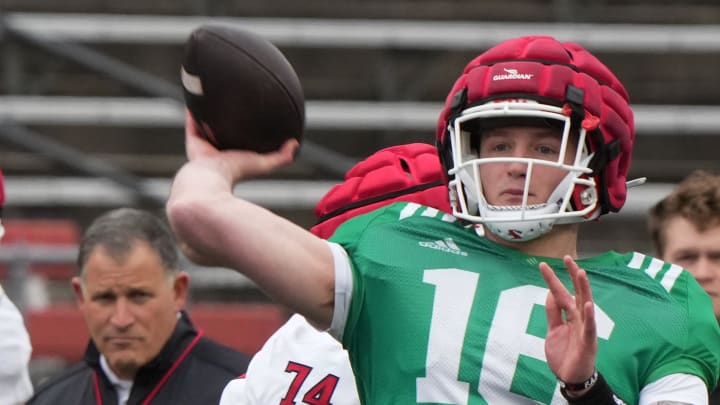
left=648, top=170, right=720, bottom=321
left=72, top=208, right=189, bottom=380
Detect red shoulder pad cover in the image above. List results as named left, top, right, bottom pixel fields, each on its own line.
left=310, top=143, right=450, bottom=238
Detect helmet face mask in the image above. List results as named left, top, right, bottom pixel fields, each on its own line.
left=435, top=36, right=635, bottom=242
left=446, top=100, right=598, bottom=241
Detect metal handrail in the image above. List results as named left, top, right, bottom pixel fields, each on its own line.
left=5, top=13, right=720, bottom=52
left=1, top=96, right=719, bottom=135
left=3, top=176, right=675, bottom=217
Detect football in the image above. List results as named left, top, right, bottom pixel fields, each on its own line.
left=181, top=24, right=305, bottom=152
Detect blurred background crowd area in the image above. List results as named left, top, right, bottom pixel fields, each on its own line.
left=1, top=0, right=720, bottom=386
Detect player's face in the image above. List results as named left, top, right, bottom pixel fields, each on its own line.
left=662, top=216, right=720, bottom=321
left=72, top=240, right=188, bottom=380
left=477, top=126, right=577, bottom=207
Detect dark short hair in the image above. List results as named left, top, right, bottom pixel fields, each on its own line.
left=648, top=170, right=720, bottom=257
left=77, top=208, right=179, bottom=276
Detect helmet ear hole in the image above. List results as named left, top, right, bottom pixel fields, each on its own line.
left=436, top=136, right=454, bottom=182
left=399, top=157, right=411, bottom=176
left=585, top=130, right=623, bottom=214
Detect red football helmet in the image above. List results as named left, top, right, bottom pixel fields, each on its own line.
left=311, top=143, right=451, bottom=239
left=436, top=36, right=635, bottom=241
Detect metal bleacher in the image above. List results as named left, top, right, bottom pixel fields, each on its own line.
left=1, top=0, right=720, bottom=384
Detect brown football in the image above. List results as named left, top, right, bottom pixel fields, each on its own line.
left=181, top=24, right=305, bottom=152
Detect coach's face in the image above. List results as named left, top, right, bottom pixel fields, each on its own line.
left=72, top=239, right=188, bottom=380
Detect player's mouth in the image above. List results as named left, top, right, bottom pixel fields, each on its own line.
left=500, top=189, right=533, bottom=205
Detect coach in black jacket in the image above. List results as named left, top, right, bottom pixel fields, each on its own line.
left=27, top=208, right=251, bottom=405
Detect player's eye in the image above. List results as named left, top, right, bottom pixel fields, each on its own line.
left=536, top=145, right=556, bottom=155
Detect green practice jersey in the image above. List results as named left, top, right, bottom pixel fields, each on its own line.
left=330, top=202, right=720, bottom=404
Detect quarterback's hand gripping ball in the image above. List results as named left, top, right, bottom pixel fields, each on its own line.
left=181, top=24, right=305, bottom=153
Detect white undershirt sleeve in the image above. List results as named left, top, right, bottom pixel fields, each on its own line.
left=326, top=241, right=353, bottom=342
left=639, top=373, right=708, bottom=405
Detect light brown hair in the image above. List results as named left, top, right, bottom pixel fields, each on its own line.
left=648, top=170, right=720, bottom=256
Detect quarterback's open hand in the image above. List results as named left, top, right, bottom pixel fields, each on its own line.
left=539, top=256, right=597, bottom=389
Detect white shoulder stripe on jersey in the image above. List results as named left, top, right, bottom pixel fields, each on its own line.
left=660, top=264, right=683, bottom=292
left=399, top=202, right=421, bottom=220
left=421, top=207, right=439, bottom=217
left=645, top=257, right=664, bottom=278
left=441, top=213, right=456, bottom=222
left=626, top=252, right=682, bottom=292
left=398, top=202, right=457, bottom=223
left=628, top=252, right=645, bottom=269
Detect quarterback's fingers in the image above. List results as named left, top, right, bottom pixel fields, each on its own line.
left=219, top=138, right=299, bottom=181
left=563, top=258, right=597, bottom=344
left=582, top=300, right=597, bottom=344
left=544, top=284, right=564, bottom=328
left=563, top=256, right=585, bottom=312
left=251, top=138, right=299, bottom=168
left=185, top=109, right=200, bottom=138
left=563, top=256, right=594, bottom=319
left=277, top=138, right=300, bottom=162
left=539, top=262, right=575, bottom=318
left=185, top=110, right=220, bottom=160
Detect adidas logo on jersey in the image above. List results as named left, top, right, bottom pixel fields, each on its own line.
left=419, top=238, right=468, bottom=256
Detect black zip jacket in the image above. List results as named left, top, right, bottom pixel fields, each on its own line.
left=27, top=311, right=250, bottom=405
